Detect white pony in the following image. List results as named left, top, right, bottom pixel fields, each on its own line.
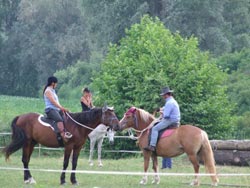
left=88, top=124, right=115, bottom=167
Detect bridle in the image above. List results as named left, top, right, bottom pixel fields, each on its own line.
left=101, top=110, right=119, bottom=129
left=123, top=112, right=153, bottom=140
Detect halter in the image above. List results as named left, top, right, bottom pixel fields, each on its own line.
left=101, top=114, right=118, bottom=128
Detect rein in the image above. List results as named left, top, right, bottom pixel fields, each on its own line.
left=127, top=114, right=153, bottom=140
left=65, top=112, right=94, bottom=131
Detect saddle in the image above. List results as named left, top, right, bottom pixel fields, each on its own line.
left=38, top=114, right=64, bottom=146
left=148, top=122, right=178, bottom=144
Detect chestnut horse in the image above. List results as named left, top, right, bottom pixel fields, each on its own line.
left=115, top=107, right=218, bottom=186
left=3, top=105, right=119, bottom=185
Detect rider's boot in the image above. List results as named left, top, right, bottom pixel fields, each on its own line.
left=57, top=122, right=72, bottom=143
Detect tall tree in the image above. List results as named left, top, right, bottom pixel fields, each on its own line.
left=0, top=0, right=90, bottom=97
left=92, top=15, right=235, bottom=139
left=162, top=0, right=231, bottom=56
left=82, top=0, right=149, bottom=52
left=223, top=0, right=250, bottom=52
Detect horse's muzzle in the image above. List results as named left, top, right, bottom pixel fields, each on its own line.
left=112, top=124, right=121, bottom=131
left=109, top=140, right=114, bottom=145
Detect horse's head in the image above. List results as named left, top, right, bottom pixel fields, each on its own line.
left=106, top=127, right=115, bottom=145
left=115, top=106, right=137, bottom=131
left=115, top=106, right=155, bottom=132
left=101, top=104, right=120, bottom=130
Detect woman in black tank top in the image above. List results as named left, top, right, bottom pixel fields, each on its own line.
left=80, top=87, right=93, bottom=112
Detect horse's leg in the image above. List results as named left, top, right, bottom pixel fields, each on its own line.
left=140, top=151, right=151, bottom=185
left=188, top=154, right=200, bottom=186
left=97, top=138, right=104, bottom=167
left=88, top=139, right=96, bottom=166
left=70, top=148, right=81, bottom=185
left=60, top=147, right=72, bottom=185
left=151, top=154, right=160, bottom=184
left=22, top=142, right=36, bottom=184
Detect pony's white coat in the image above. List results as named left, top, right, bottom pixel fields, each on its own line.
left=88, top=124, right=114, bottom=167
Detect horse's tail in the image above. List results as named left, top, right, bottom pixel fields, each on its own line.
left=2, top=116, right=27, bottom=161
left=200, top=131, right=219, bottom=185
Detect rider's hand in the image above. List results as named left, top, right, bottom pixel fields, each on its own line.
left=60, top=107, right=69, bottom=113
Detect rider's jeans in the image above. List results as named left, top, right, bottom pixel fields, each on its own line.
left=150, top=118, right=175, bottom=147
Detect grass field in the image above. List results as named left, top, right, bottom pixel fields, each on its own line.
left=0, top=95, right=81, bottom=131
left=1, top=96, right=250, bottom=188
left=0, top=150, right=250, bottom=188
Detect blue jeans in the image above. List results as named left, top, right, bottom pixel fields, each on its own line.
left=162, top=157, right=172, bottom=169
left=150, top=118, right=177, bottom=147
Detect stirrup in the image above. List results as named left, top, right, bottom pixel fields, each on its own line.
left=65, top=132, right=72, bottom=139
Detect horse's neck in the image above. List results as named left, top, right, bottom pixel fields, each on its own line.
left=66, top=112, right=101, bottom=131
left=138, top=116, right=155, bottom=130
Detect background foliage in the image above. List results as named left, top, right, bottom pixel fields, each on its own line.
left=92, top=16, right=235, bottom=139
left=0, top=0, right=250, bottom=139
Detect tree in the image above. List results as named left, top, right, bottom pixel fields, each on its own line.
left=54, top=60, right=100, bottom=100
left=223, top=0, right=250, bottom=52
left=0, top=0, right=90, bottom=97
left=92, top=15, right=235, bottom=139
left=216, top=48, right=250, bottom=115
left=215, top=48, right=250, bottom=139
left=82, top=0, right=149, bottom=52
left=161, top=0, right=231, bottom=56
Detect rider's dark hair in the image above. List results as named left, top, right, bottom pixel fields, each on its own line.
left=43, top=76, right=58, bottom=94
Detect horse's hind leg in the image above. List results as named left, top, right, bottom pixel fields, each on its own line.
left=97, top=138, right=104, bottom=167
left=188, top=154, right=200, bottom=186
left=22, top=141, right=36, bottom=184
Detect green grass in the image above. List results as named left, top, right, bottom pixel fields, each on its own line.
left=1, top=95, right=250, bottom=187
left=0, top=152, right=250, bottom=188
left=0, top=95, right=81, bottom=131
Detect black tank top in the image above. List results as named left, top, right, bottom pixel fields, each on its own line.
left=81, top=102, right=91, bottom=112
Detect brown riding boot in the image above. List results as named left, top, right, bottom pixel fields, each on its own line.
left=57, top=122, right=72, bottom=143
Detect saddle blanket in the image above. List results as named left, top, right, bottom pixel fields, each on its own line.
left=160, top=129, right=175, bottom=138
left=38, top=114, right=56, bottom=131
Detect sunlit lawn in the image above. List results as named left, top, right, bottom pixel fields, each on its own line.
left=0, top=150, right=250, bottom=188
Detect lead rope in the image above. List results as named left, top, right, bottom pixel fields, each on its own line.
left=65, top=112, right=94, bottom=131
left=127, top=115, right=158, bottom=140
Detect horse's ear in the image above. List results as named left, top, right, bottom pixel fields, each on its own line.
left=131, top=107, right=137, bottom=113
left=103, top=102, right=108, bottom=112
left=126, top=106, right=136, bottom=115
left=108, top=106, right=114, bottom=111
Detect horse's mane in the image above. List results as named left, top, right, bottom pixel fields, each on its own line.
left=68, top=108, right=102, bottom=124
left=136, top=108, right=155, bottom=122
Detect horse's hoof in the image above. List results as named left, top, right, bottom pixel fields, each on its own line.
left=60, top=181, right=66, bottom=185
left=72, top=181, right=79, bottom=186
left=140, top=179, right=147, bottom=185
left=24, top=177, right=36, bottom=184
left=190, top=180, right=200, bottom=186
left=151, top=179, right=160, bottom=184
left=211, top=182, right=218, bottom=187
left=89, top=162, right=94, bottom=166
left=98, top=163, right=103, bottom=167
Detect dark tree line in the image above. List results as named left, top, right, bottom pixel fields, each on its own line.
left=0, top=1, right=250, bottom=139
left=0, top=0, right=249, bottom=97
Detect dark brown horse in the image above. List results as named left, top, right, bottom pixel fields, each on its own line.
left=3, top=105, right=119, bottom=185
left=114, top=107, right=219, bottom=186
